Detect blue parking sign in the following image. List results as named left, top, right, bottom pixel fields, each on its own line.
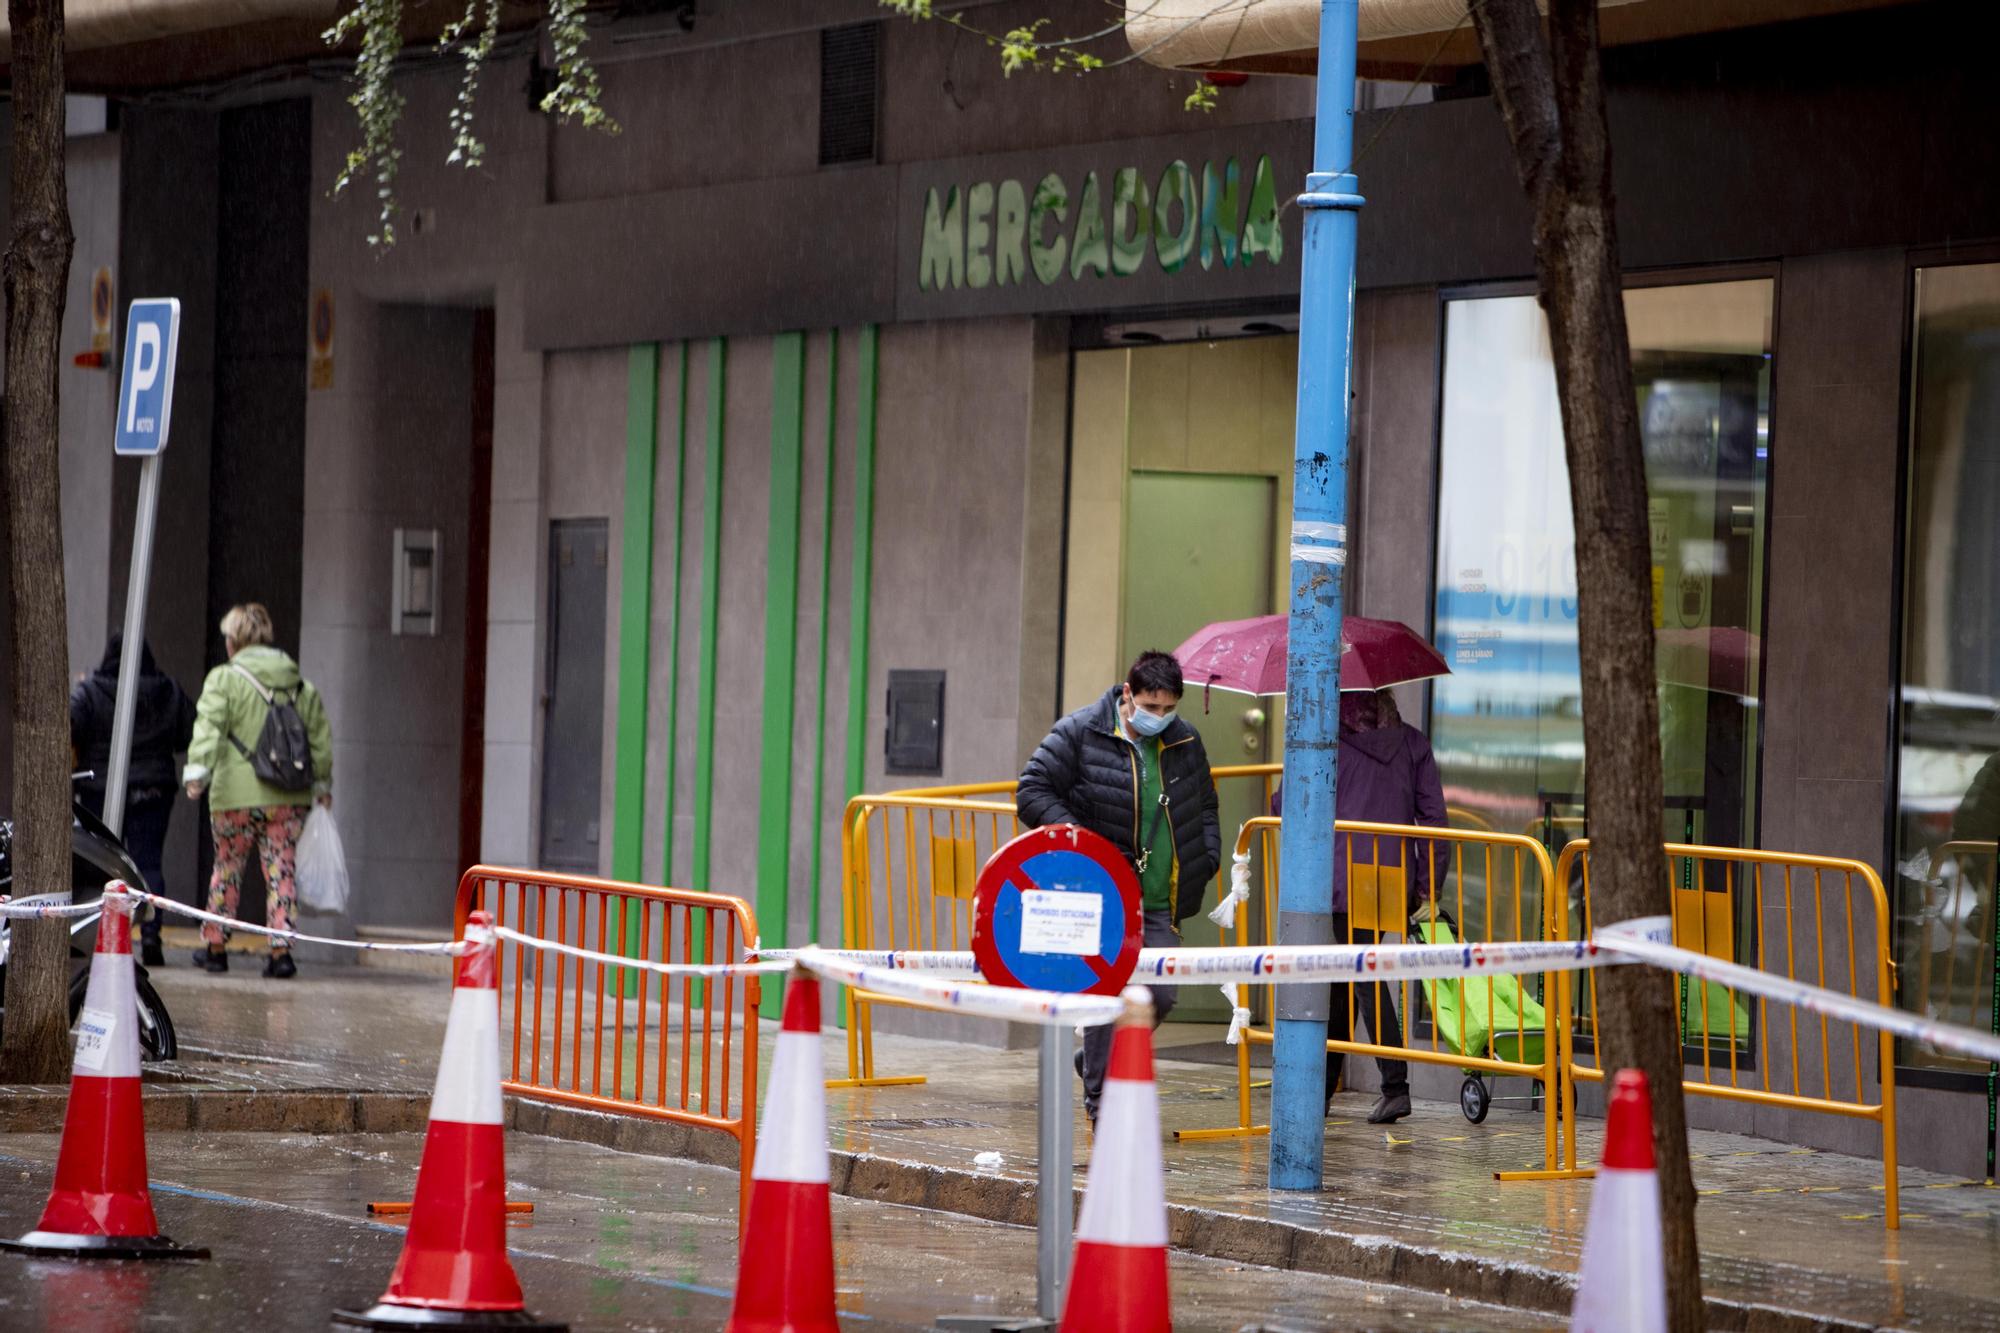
left=114, top=299, right=181, bottom=456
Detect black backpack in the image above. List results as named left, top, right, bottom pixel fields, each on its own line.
left=227, top=663, right=316, bottom=792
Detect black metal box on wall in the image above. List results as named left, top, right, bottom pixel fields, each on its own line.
left=885, top=670, right=945, bottom=776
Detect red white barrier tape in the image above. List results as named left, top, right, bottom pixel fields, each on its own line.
left=124, top=888, right=469, bottom=955
left=489, top=924, right=793, bottom=978
left=755, top=947, right=981, bottom=975
left=793, top=948, right=1128, bottom=1028
left=1595, top=919, right=2000, bottom=1067
left=0, top=896, right=119, bottom=920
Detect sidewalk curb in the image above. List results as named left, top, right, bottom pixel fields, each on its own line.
left=502, top=1095, right=1876, bottom=1333
left=0, top=1087, right=431, bottom=1135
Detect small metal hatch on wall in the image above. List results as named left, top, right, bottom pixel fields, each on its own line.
left=885, top=670, right=945, bottom=776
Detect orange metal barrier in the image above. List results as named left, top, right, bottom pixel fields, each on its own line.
left=1180, top=816, right=1566, bottom=1177
left=1551, top=840, right=1902, bottom=1227
left=453, top=866, right=761, bottom=1223
left=836, top=765, right=1281, bottom=1087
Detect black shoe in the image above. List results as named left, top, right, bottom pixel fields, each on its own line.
left=192, top=948, right=228, bottom=974
left=263, top=952, right=297, bottom=979
left=141, top=941, right=165, bottom=968
left=1367, top=1091, right=1412, bottom=1125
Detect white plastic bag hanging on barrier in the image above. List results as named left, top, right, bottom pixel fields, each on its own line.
left=297, top=806, right=351, bottom=915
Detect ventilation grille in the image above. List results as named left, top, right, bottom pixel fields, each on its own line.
left=819, top=23, right=879, bottom=167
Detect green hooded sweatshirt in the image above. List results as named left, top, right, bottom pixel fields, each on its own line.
left=183, top=645, right=333, bottom=812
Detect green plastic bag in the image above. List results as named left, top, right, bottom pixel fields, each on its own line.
left=1415, top=919, right=1548, bottom=1068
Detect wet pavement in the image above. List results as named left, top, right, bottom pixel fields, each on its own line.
left=0, top=1130, right=1558, bottom=1331
left=68, top=952, right=2000, bottom=1329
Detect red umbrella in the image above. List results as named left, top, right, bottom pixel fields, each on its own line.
left=1171, top=614, right=1450, bottom=697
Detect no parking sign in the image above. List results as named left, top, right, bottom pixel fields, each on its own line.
left=971, top=825, right=1140, bottom=996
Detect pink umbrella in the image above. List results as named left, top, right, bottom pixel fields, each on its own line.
left=1171, top=613, right=1451, bottom=697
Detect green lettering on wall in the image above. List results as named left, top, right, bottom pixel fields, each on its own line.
left=1153, top=160, right=1197, bottom=274
left=1029, top=173, right=1069, bottom=285
left=966, top=181, right=995, bottom=289
left=995, top=179, right=1028, bottom=286
left=1240, top=154, right=1284, bottom=266
left=920, top=185, right=964, bottom=291
left=1200, top=159, right=1241, bottom=271
left=1109, top=168, right=1152, bottom=278
left=1070, top=171, right=1109, bottom=280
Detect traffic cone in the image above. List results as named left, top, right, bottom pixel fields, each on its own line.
left=1061, top=988, right=1170, bottom=1333
left=335, top=912, right=566, bottom=1331
left=1, top=883, right=206, bottom=1260
left=1570, top=1069, right=1667, bottom=1333
left=727, top=969, right=837, bottom=1333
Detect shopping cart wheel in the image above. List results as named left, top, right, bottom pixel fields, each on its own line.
left=1460, top=1075, right=1491, bottom=1124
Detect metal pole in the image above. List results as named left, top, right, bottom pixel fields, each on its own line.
left=1037, top=1022, right=1074, bottom=1321
left=1270, top=0, right=1362, bottom=1192
left=102, top=452, right=164, bottom=840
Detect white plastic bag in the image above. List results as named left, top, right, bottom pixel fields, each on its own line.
left=297, top=806, right=351, bottom=915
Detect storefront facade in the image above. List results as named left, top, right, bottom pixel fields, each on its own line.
left=47, top=1, right=1999, bottom=1175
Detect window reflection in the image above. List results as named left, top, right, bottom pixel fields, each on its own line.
left=1894, top=263, right=2000, bottom=1074
left=1430, top=280, right=1774, bottom=1048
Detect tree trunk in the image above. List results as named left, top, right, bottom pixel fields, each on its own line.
left=0, top=0, right=77, bottom=1085
left=1466, top=0, right=1702, bottom=1327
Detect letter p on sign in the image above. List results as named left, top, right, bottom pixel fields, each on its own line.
left=114, top=298, right=181, bottom=457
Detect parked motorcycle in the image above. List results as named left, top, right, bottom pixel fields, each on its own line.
left=0, top=775, right=179, bottom=1061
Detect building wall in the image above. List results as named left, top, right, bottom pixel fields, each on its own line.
left=300, top=302, right=474, bottom=929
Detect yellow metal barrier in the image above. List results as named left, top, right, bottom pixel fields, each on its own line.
left=1552, top=839, right=1903, bottom=1228
left=1179, top=815, right=1567, bottom=1179
left=835, top=765, right=1282, bottom=1087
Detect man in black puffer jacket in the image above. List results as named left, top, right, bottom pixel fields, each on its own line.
left=1018, top=650, right=1219, bottom=1126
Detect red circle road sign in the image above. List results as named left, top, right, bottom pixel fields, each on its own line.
left=971, top=824, right=1140, bottom=997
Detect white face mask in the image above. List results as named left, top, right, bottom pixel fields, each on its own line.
left=1128, top=706, right=1174, bottom=737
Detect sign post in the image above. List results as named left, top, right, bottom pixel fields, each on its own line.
left=102, top=298, right=182, bottom=839
left=938, top=823, right=1140, bottom=1332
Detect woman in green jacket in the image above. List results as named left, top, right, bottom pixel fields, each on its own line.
left=181, top=603, right=333, bottom=977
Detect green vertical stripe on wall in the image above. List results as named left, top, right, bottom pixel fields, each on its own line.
left=659, top=343, right=690, bottom=887
left=691, top=339, right=727, bottom=897
left=804, top=334, right=840, bottom=948
left=613, top=345, right=659, bottom=995
left=757, top=331, right=807, bottom=1019
left=844, top=326, right=879, bottom=801
left=837, top=326, right=879, bottom=1030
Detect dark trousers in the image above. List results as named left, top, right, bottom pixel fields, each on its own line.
left=80, top=789, right=174, bottom=945
left=1080, top=910, right=1181, bottom=1120
left=1326, top=914, right=1408, bottom=1100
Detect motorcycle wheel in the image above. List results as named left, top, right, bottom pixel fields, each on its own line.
left=66, top=964, right=177, bottom=1063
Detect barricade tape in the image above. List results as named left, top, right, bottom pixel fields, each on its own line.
left=1596, top=920, right=2000, bottom=1067
left=489, top=924, right=793, bottom=978
left=0, top=896, right=120, bottom=920
left=793, top=948, right=1128, bottom=1028
left=19, top=881, right=2000, bottom=1062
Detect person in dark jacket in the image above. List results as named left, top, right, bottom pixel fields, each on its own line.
left=71, top=632, right=197, bottom=966
left=1272, top=688, right=1447, bottom=1124
left=1018, top=650, right=1220, bottom=1127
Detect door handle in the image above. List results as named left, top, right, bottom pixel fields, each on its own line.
left=1243, top=707, right=1267, bottom=728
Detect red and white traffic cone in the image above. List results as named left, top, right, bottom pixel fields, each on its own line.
left=335, top=911, right=565, bottom=1331
left=1, top=883, right=206, bottom=1260
left=1061, top=988, right=1170, bottom=1333
left=727, top=969, right=837, bottom=1333
left=1570, top=1069, right=1667, bottom=1333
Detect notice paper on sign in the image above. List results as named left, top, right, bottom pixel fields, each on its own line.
left=1019, top=890, right=1102, bottom=956
left=73, top=1007, right=117, bottom=1072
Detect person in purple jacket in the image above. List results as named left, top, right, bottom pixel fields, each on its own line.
left=1272, top=688, right=1447, bottom=1124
